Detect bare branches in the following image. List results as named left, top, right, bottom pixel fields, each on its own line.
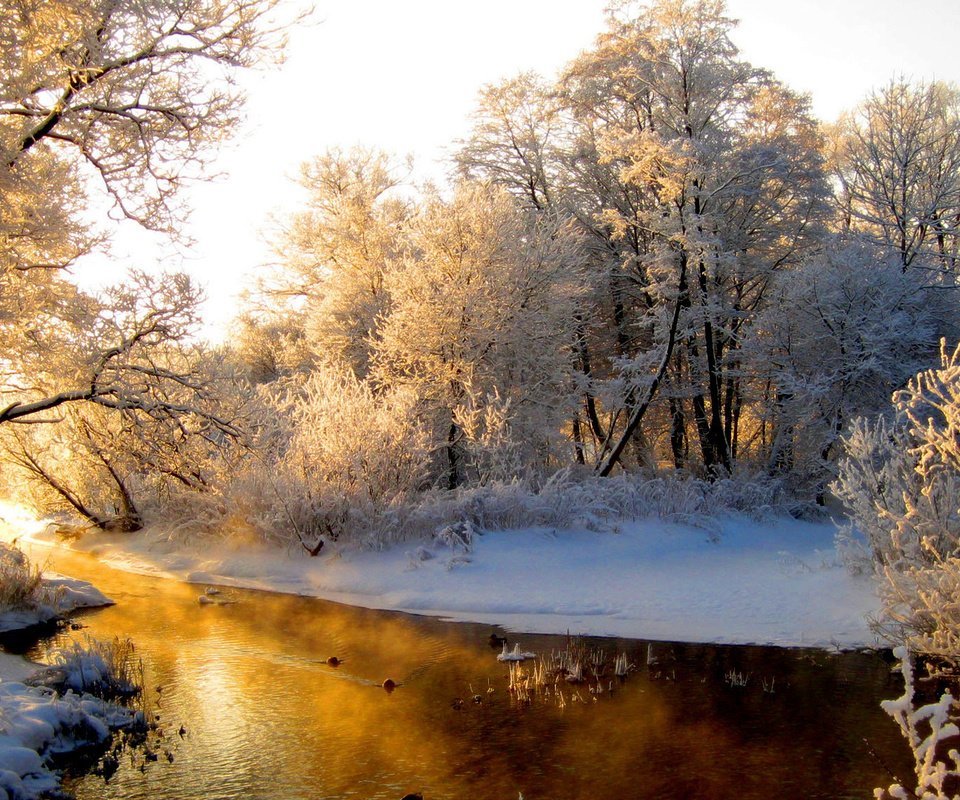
left=1, top=0, right=300, bottom=234
left=834, top=79, right=960, bottom=272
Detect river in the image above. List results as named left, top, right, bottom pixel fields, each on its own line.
left=7, top=545, right=911, bottom=800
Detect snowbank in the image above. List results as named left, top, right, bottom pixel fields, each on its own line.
left=0, top=679, right=142, bottom=800
left=18, top=511, right=880, bottom=649
left=0, top=503, right=113, bottom=634
left=0, top=573, right=113, bottom=635
left=0, top=507, right=126, bottom=799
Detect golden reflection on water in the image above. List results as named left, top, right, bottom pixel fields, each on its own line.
left=15, top=546, right=912, bottom=800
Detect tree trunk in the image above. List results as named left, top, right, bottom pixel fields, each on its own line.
left=596, top=256, right=687, bottom=477
left=572, top=415, right=586, bottom=465
left=770, top=389, right=795, bottom=475
left=574, top=314, right=606, bottom=444
left=697, top=261, right=731, bottom=474
left=446, top=420, right=463, bottom=490
left=669, top=396, right=686, bottom=470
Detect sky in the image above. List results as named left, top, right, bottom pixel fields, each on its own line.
left=76, top=0, right=960, bottom=340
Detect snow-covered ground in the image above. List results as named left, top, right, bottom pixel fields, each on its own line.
left=11, top=509, right=881, bottom=650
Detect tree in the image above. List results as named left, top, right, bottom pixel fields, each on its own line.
left=751, top=239, right=940, bottom=496
left=372, top=182, right=587, bottom=488
left=262, top=147, right=411, bottom=378
left=0, top=0, right=295, bottom=429
left=1, top=272, right=243, bottom=529
left=832, top=79, right=960, bottom=272
left=1, top=0, right=291, bottom=234
left=455, top=72, right=561, bottom=212
left=564, top=0, right=828, bottom=475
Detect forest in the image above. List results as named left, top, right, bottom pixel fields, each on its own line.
left=1, top=0, right=959, bottom=666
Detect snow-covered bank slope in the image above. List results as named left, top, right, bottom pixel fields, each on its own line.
left=0, top=530, right=125, bottom=800
left=21, top=513, right=880, bottom=649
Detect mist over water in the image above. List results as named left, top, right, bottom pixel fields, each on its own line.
left=17, top=548, right=909, bottom=800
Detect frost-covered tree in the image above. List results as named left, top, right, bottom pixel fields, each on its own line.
left=263, top=147, right=412, bottom=378
left=229, top=312, right=314, bottom=385
left=832, top=79, right=960, bottom=273
left=1, top=0, right=291, bottom=234
left=372, top=182, right=587, bottom=487
left=0, top=0, right=295, bottom=426
left=455, top=72, right=561, bottom=212
left=562, top=0, right=829, bottom=474
left=0, top=0, right=295, bottom=526
left=1, top=273, right=243, bottom=530
left=451, top=0, right=835, bottom=478
left=752, top=240, right=940, bottom=495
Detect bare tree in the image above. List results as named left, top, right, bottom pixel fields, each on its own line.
left=833, top=79, right=960, bottom=272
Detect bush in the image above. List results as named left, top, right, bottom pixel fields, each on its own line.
left=875, top=647, right=960, bottom=800
left=835, top=341, right=960, bottom=663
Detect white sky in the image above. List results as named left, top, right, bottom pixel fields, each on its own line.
left=76, top=0, right=960, bottom=340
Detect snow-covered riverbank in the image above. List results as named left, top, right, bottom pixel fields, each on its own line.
left=10, top=509, right=881, bottom=650
left=0, top=546, right=133, bottom=800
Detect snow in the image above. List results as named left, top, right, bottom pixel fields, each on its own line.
left=0, top=573, right=112, bottom=635
left=13, top=511, right=880, bottom=649
left=0, top=507, right=129, bottom=799
left=497, top=643, right=536, bottom=661
left=0, top=680, right=141, bottom=800
left=0, top=502, right=113, bottom=633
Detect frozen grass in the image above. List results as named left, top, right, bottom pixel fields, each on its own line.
left=0, top=543, right=46, bottom=614
left=506, top=636, right=639, bottom=709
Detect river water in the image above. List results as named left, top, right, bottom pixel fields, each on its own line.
left=9, top=546, right=911, bottom=800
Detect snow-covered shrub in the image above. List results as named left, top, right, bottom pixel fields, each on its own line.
left=835, top=341, right=960, bottom=663
left=879, top=558, right=960, bottom=666
left=286, top=368, right=432, bottom=507
left=875, top=647, right=960, bottom=800
left=452, top=385, right=525, bottom=486
left=206, top=368, right=433, bottom=551
left=834, top=416, right=916, bottom=568
left=393, top=470, right=800, bottom=544
left=837, top=341, right=960, bottom=570
left=433, top=519, right=476, bottom=552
